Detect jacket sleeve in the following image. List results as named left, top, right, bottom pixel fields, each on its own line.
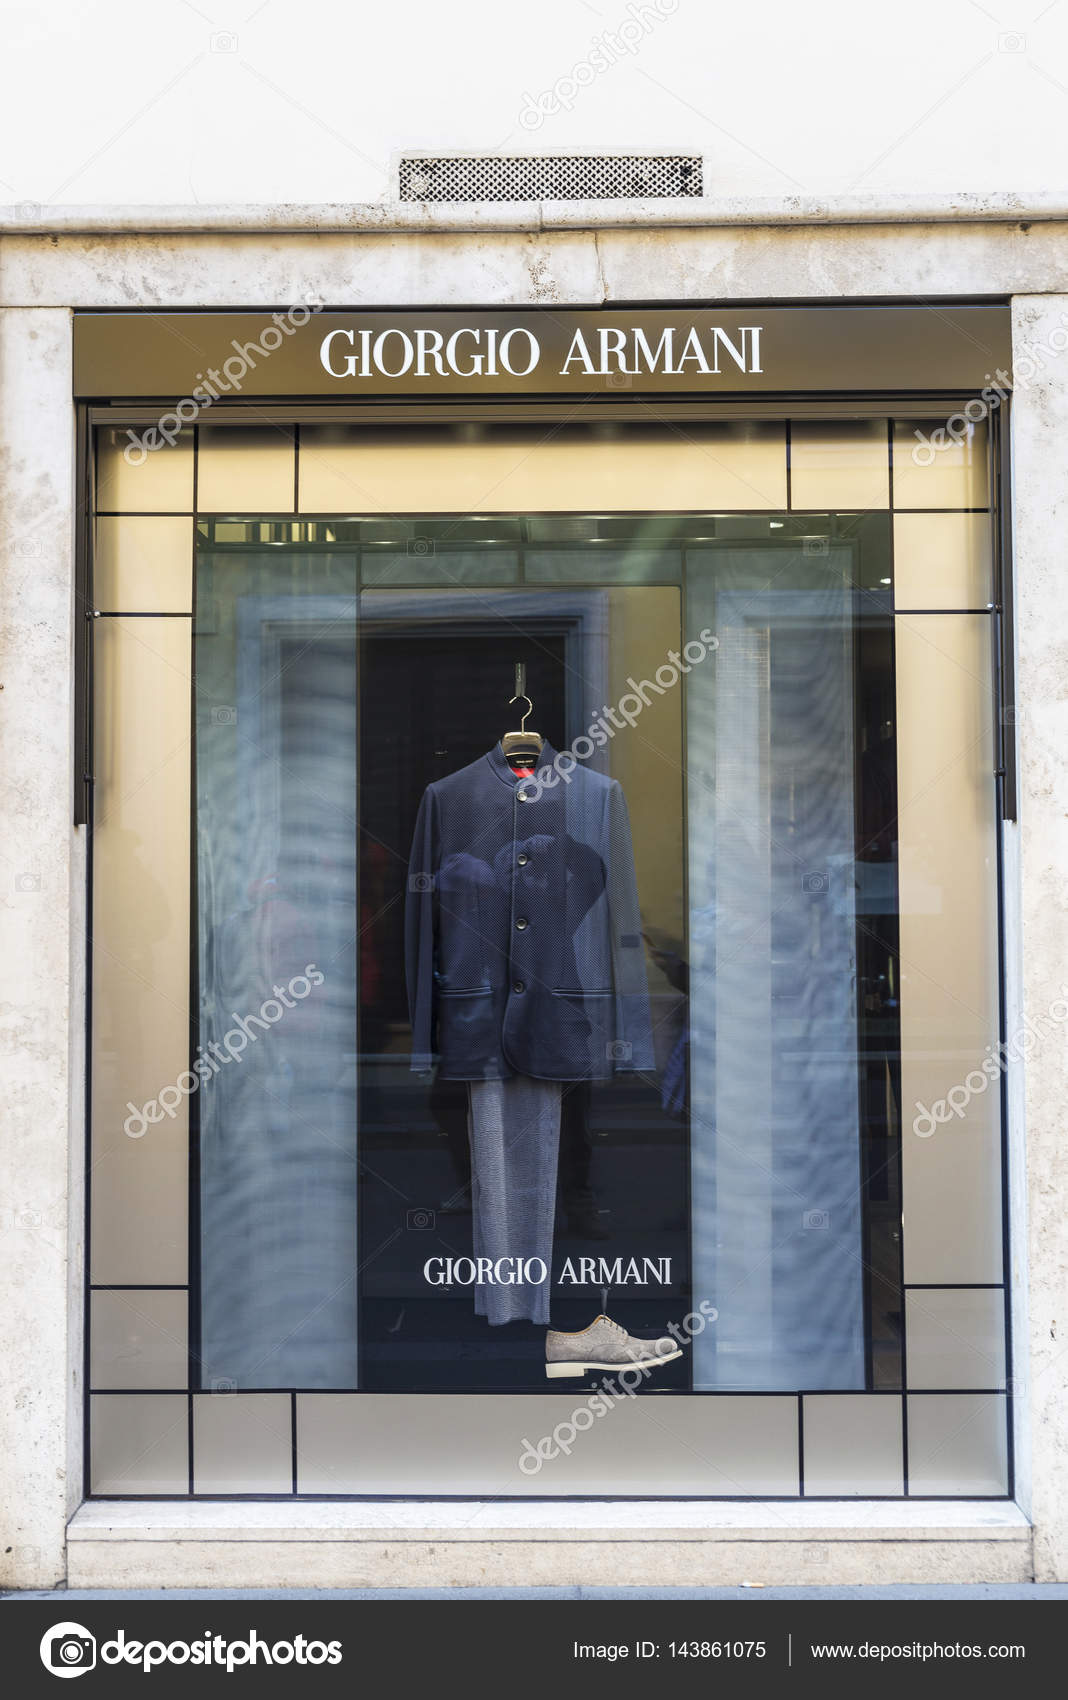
left=404, top=784, right=440, bottom=1074
left=605, top=780, right=655, bottom=1073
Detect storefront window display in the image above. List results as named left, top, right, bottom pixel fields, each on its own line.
left=87, top=413, right=1009, bottom=1496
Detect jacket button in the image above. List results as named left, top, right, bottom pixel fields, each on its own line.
left=517, top=789, right=530, bottom=802
left=515, top=917, right=528, bottom=930
left=517, top=853, right=529, bottom=866
left=512, top=979, right=525, bottom=994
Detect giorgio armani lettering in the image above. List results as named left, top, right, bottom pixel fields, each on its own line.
left=319, top=322, right=763, bottom=381
left=422, top=1255, right=673, bottom=1287
left=424, top=1256, right=549, bottom=1288
left=557, top=1256, right=673, bottom=1286
left=558, top=324, right=762, bottom=376
left=321, top=324, right=542, bottom=379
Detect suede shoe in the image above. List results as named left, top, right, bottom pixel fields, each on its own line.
left=545, top=1313, right=682, bottom=1378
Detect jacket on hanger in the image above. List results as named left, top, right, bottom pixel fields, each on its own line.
left=405, top=742, right=655, bottom=1081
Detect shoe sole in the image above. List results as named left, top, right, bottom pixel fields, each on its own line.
left=545, top=1348, right=683, bottom=1378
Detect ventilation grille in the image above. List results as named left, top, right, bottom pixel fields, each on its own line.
left=398, top=155, right=703, bottom=203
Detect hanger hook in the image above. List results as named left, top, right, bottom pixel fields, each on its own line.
left=508, top=690, right=533, bottom=732
left=508, top=661, right=534, bottom=733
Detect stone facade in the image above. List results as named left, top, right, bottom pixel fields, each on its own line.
left=1, top=211, right=1065, bottom=1586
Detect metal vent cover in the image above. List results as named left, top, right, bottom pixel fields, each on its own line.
left=398, top=155, right=703, bottom=203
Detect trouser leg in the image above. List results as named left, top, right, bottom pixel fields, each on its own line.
left=468, top=1076, right=563, bottom=1326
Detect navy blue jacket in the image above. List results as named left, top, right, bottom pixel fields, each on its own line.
left=405, top=742, right=654, bottom=1081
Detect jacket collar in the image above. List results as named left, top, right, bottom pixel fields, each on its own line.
left=486, top=740, right=558, bottom=788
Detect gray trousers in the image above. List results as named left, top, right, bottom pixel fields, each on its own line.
left=467, top=1076, right=563, bottom=1326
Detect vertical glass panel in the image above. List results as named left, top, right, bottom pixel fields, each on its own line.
left=197, top=426, right=296, bottom=512
left=95, top=425, right=194, bottom=513
left=802, top=1395, right=903, bottom=1495
left=195, top=549, right=359, bottom=1388
left=91, top=617, right=191, bottom=1285
left=893, top=512, right=992, bottom=611
left=790, top=420, right=890, bottom=510
left=90, top=1394, right=188, bottom=1494
left=906, top=1289, right=1006, bottom=1389
left=895, top=614, right=1001, bottom=1283
left=687, top=520, right=897, bottom=1389
left=298, top=422, right=787, bottom=513
left=893, top=419, right=989, bottom=509
left=193, top=1393, right=292, bottom=1492
left=90, top=1290, right=188, bottom=1390
left=906, top=1393, right=1008, bottom=1494
left=94, top=516, right=193, bottom=612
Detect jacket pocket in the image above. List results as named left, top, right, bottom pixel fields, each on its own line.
left=436, top=985, right=497, bottom=1066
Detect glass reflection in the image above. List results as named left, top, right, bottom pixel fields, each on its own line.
left=194, top=514, right=901, bottom=1396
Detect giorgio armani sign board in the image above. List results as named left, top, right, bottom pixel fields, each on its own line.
left=73, top=305, right=1011, bottom=398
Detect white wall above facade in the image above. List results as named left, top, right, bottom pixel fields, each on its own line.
left=2, top=0, right=1067, bottom=211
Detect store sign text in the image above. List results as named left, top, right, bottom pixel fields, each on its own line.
left=320, top=323, right=763, bottom=381
left=422, top=1255, right=673, bottom=1286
